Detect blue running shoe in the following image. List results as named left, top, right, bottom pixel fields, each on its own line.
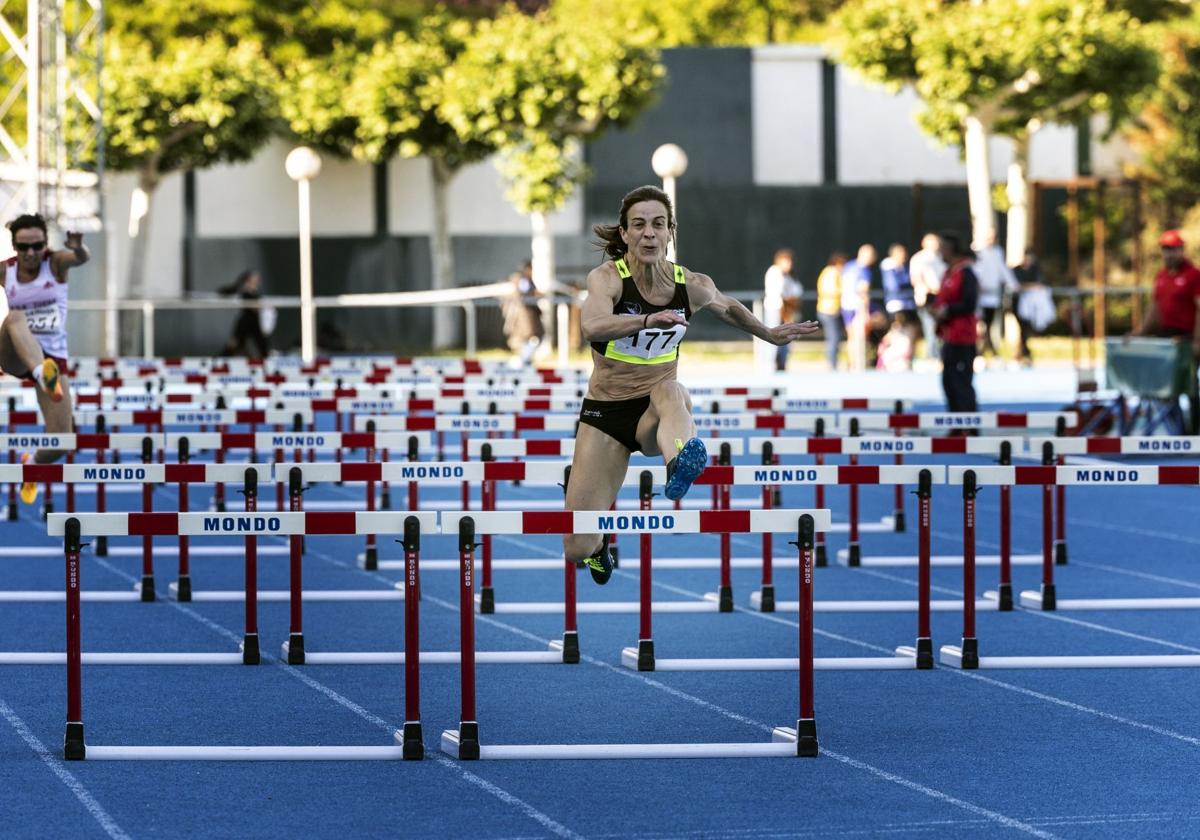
left=664, top=437, right=708, bottom=501
left=583, top=535, right=613, bottom=585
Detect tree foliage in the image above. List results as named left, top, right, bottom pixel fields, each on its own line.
left=441, top=5, right=663, bottom=213
left=346, top=14, right=495, bottom=169
left=1125, top=12, right=1200, bottom=215
left=101, top=34, right=279, bottom=183
left=551, top=0, right=844, bottom=46
left=834, top=0, right=1159, bottom=148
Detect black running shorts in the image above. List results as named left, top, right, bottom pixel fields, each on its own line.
left=577, top=395, right=652, bottom=453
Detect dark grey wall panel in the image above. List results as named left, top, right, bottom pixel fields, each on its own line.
left=587, top=48, right=754, bottom=194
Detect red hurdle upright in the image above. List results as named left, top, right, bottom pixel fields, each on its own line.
left=795, top=513, right=818, bottom=757
left=400, top=515, right=424, bottom=760
left=915, top=469, right=933, bottom=669
left=759, top=442, right=776, bottom=612
left=996, top=441, right=1013, bottom=611
left=456, top=516, right=480, bottom=760
left=635, top=471, right=655, bottom=671
left=241, top=468, right=261, bottom=665
left=139, top=437, right=155, bottom=601
left=958, top=470, right=979, bottom=668
left=287, top=467, right=306, bottom=664
left=63, top=517, right=84, bottom=760
left=175, top=437, right=192, bottom=601
left=1039, top=442, right=1057, bottom=610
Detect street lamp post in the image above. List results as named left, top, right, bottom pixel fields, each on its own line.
left=285, top=146, right=323, bottom=363
left=651, top=144, right=688, bottom=262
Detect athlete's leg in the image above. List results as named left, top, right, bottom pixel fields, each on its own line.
left=638, top=381, right=706, bottom=500
left=563, top=423, right=631, bottom=565
left=636, top=380, right=694, bottom=460
left=32, top=373, right=72, bottom=462
left=0, top=311, right=46, bottom=380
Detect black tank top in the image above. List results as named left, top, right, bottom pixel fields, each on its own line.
left=590, top=258, right=691, bottom=365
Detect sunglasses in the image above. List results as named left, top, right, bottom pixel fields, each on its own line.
left=15, top=241, right=46, bottom=252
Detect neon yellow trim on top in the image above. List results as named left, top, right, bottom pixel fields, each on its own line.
left=674, top=264, right=685, bottom=284
left=615, top=258, right=631, bottom=279
left=602, top=344, right=680, bottom=365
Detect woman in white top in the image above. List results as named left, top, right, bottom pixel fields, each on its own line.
left=4, top=213, right=88, bottom=504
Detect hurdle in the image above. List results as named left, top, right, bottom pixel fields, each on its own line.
left=941, top=464, right=1200, bottom=669
left=440, top=511, right=825, bottom=759
left=50, top=512, right=429, bottom=760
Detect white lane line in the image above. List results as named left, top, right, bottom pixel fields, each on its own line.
left=332, top=516, right=1056, bottom=840
left=89, top=558, right=586, bottom=840
left=0, top=698, right=133, bottom=840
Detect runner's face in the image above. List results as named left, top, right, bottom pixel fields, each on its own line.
left=621, top=201, right=671, bottom=263
left=13, top=227, right=47, bottom=269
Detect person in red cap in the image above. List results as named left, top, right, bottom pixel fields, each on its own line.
left=1136, top=230, right=1200, bottom=351
left=1133, top=229, right=1200, bottom=432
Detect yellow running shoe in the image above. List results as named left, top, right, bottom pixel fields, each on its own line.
left=41, top=358, right=63, bottom=403
left=19, top=452, right=38, bottom=505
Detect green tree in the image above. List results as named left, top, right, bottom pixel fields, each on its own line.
left=346, top=14, right=497, bottom=349
left=101, top=34, right=278, bottom=318
left=442, top=5, right=662, bottom=297
left=834, top=0, right=1158, bottom=259
left=1125, top=12, right=1200, bottom=220
left=551, top=0, right=844, bottom=45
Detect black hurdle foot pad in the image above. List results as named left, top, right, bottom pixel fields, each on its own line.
left=140, top=576, right=155, bottom=602
left=242, top=634, right=260, bottom=665
left=479, top=587, right=495, bottom=614
left=214, top=499, right=226, bottom=513
left=362, top=546, right=378, bottom=571
left=960, top=637, right=979, bottom=669
left=95, top=535, right=108, bottom=557
left=893, top=510, right=906, bottom=532
left=561, top=631, right=580, bottom=664
left=915, top=637, right=934, bottom=670
left=63, top=722, right=85, bottom=761
left=380, top=490, right=392, bottom=510
left=5, top=503, right=16, bottom=522
left=773, top=488, right=783, bottom=508
left=1040, top=583, right=1057, bottom=611
left=610, top=544, right=620, bottom=569
left=996, top=583, right=1013, bottom=612
left=718, top=585, right=734, bottom=613
left=457, top=722, right=480, bottom=760
left=287, top=634, right=306, bottom=664
left=401, top=722, right=424, bottom=760
left=758, top=585, right=776, bottom=613
left=174, top=576, right=192, bottom=602
left=795, top=719, right=818, bottom=758
left=846, top=544, right=862, bottom=567
left=637, top=638, right=655, bottom=671
left=815, top=544, right=827, bottom=568
left=1054, top=541, right=1068, bottom=566
left=41, top=501, right=53, bottom=520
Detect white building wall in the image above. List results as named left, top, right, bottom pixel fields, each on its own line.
left=388, top=156, right=583, bottom=236
left=751, top=45, right=824, bottom=186
left=196, top=138, right=374, bottom=237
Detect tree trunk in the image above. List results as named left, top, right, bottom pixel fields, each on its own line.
left=429, top=157, right=458, bottom=351
left=530, top=209, right=556, bottom=360
left=1005, top=132, right=1032, bottom=267
left=963, top=114, right=996, bottom=249
left=123, top=165, right=159, bottom=355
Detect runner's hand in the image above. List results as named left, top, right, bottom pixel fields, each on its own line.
left=646, top=310, right=688, bottom=329
left=65, top=231, right=83, bottom=249
left=767, top=320, right=820, bottom=345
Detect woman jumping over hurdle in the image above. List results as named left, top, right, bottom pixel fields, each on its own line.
left=568, top=185, right=819, bottom=584
left=4, top=213, right=87, bottom=504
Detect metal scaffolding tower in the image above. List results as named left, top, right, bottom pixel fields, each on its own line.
left=0, top=0, right=104, bottom=230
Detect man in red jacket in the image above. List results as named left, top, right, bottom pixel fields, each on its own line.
left=1133, top=229, right=1200, bottom=432
left=1137, top=230, right=1200, bottom=352
left=930, top=230, right=979, bottom=412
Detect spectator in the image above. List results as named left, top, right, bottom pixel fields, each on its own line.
left=931, top=231, right=979, bottom=414
left=219, top=269, right=270, bottom=358
left=815, top=252, right=846, bottom=370
left=502, top=259, right=544, bottom=368
left=1013, top=249, right=1053, bottom=366
left=1132, top=229, right=1200, bottom=432
left=841, top=244, right=875, bottom=371
left=909, top=232, right=945, bottom=360
left=881, top=243, right=917, bottom=368
left=762, top=248, right=802, bottom=372
left=876, top=318, right=913, bottom=373
left=973, top=230, right=1018, bottom=358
